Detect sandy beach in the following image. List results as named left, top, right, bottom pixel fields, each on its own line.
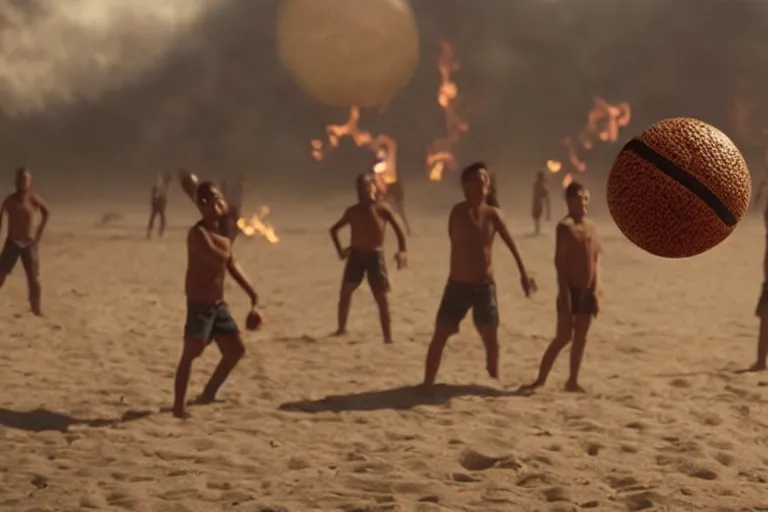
left=1, top=194, right=767, bottom=512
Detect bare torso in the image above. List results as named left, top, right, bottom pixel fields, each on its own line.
left=347, top=203, right=388, bottom=252
left=448, top=202, right=498, bottom=284
left=3, top=192, right=40, bottom=243
left=557, top=217, right=599, bottom=289
left=185, top=223, right=230, bottom=304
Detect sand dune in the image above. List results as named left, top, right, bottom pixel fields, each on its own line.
left=1, top=199, right=767, bottom=512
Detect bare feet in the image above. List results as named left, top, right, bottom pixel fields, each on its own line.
left=747, top=362, right=767, bottom=372
left=333, top=329, right=347, bottom=337
left=417, top=383, right=436, bottom=398
left=384, top=337, right=393, bottom=344
left=487, top=365, right=499, bottom=380
left=193, top=394, right=216, bottom=405
left=517, top=380, right=544, bottom=394
left=564, top=381, right=586, bottom=393
left=172, top=405, right=189, bottom=419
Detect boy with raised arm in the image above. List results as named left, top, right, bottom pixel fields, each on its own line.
left=422, top=162, right=535, bottom=387
left=0, top=167, right=50, bottom=315
left=521, top=181, right=599, bottom=393
left=173, top=182, right=260, bottom=418
left=330, top=173, right=407, bottom=344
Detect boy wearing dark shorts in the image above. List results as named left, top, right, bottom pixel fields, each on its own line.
left=0, top=167, right=49, bottom=315
left=521, top=182, right=600, bottom=393
left=330, top=173, right=407, bottom=344
left=423, top=162, right=535, bottom=387
left=173, top=182, right=259, bottom=418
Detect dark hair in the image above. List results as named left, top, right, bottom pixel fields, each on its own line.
left=460, top=161, right=499, bottom=207
left=196, top=181, right=218, bottom=205
left=460, top=161, right=487, bottom=183
left=16, top=166, right=29, bottom=177
left=564, top=181, right=586, bottom=198
left=356, top=172, right=375, bottom=201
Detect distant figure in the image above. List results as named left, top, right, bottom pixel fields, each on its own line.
left=422, top=162, right=535, bottom=388
left=173, top=182, right=259, bottom=418
left=220, top=172, right=244, bottom=242
left=329, top=173, right=408, bottom=344
left=0, top=167, right=50, bottom=315
left=531, top=170, right=551, bottom=235
left=147, top=172, right=173, bottom=239
left=749, top=197, right=768, bottom=371
left=521, top=181, right=600, bottom=393
left=369, top=134, right=411, bottom=234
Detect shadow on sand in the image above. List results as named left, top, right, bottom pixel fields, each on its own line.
left=0, top=408, right=152, bottom=433
left=278, top=383, right=523, bottom=413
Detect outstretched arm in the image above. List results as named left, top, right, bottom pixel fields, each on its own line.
left=33, top=194, right=50, bottom=243
left=329, top=209, right=351, bottom=258
left=381, top=205, right=407, bottom=253
left=227, top=256, right=258, bottom=306
left=493, top=209, right=529, bottom=278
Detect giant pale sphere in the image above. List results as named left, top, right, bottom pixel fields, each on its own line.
left=276, top=0, right=420, bottom=108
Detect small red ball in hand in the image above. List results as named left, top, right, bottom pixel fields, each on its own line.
left=245, top=309, right=264, bottom=331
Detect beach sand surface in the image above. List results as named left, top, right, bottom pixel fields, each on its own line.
left=1, top=197, right=767, bottom=512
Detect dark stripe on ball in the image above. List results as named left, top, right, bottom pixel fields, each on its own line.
left=623, top=138, right=737, bottom=227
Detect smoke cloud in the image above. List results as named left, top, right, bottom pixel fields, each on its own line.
left=0, top=0, right=215, bottom=116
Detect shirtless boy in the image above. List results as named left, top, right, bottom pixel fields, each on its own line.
left=147, top=172, right=173, bottom=239
left=0, top=167, right=50, bottom=315
left=173, top=182, right=259, bottom=418
left=531, top=170, right=551, bottom=235
left=749, top=197, right=768, bottom=371
left=329, top=173, right=407, bottom=344
left=521, top=181, right=599, bottom=392
left=422, top=162, right=535, bottom=387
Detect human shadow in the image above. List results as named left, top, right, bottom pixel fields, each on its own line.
left=278, top=383, right=522, bottom=413
left=0, top=408, right=153, bottom=433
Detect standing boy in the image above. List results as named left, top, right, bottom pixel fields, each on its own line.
left=0, top=167, right=50, bottom=315
left=521, top=181, right=599, bottom=392
left=422, top=162, right=535, bottom=387
left=329, top=173, right=407, bottom=344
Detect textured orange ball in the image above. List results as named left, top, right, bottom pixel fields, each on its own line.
left=245, top=309, right=264, bottom=331
left=606, top=118, right=751, bottom=258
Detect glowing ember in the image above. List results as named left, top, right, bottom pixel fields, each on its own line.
left=310, top=107, right=400, bottom=187
left=237, top=206, right=279, bottom=244
left=546, top=160, right=562, bottom=173
left=426, top=40, right=468, bottom=182
left=546, top=96, right=632, bottom=187
left=310, top=106, right=374, bottom=161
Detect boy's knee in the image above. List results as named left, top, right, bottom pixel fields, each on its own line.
left=230, top=343, right=246, bottom=360
left=340, top=282, right=358, bottom=298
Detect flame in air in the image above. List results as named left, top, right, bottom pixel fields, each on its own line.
left=427, top=41, right=468, bottom=182
left=237, top=206, right=279, bottom=244
left=310, top=107, right=399, bottom=186
left=547, top=97, right=631, bottom=187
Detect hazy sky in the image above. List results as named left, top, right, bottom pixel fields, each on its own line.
left=1, top=0, right=766, bottom=200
